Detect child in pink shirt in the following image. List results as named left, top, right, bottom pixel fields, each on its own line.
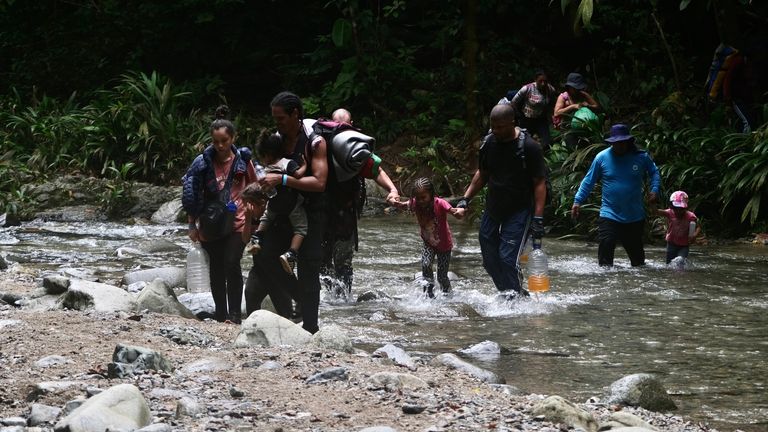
left=394, top=177, right=466, bottom=297
left=656, top=190, right=701, bottom=264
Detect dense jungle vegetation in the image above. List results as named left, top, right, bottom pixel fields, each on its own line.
left=1, top=0, right=766, bottom=237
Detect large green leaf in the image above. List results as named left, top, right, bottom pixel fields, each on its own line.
left=331, top=18, right=352, bottom=48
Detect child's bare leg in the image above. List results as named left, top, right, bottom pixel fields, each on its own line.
left=290, top=234, right=304, bottom=253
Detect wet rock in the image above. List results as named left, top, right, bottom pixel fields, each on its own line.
left=458, top=340, right=501, bottom=357
left=234, top=310, right=312, bottom=348
left=532, top=395, right=598, bottom=432
left=127, top=184, right=180, bottom=219
left=119, top=238, right=183, bottom=255
left=606, top=374, right=677, bottom=412
left=306, top=367, right=349, bottom=384
left=42, top=275, right=70, bottom=295
left=0, top=254, right=7, bottom=271
left=35, top=205, right=107, bottom=222
left=54, top=383, right=150, bottom=432
left=122, top=267, right=186, bottom=289
left=429, top=353, right=506, bottom=384
left=136, top=279, right=197, bottom=319
left=28, top=403, right=61, bottom=426
left=357, top=290, right=387, bottom=302
left=311, top=324, right=354, bottom=353
left=0, top=213, right=21, bottom=227
left=373, top=344, right=417, bottom=371
left=108, top=344, right=174, bottom=378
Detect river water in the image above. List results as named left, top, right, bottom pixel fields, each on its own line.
left=1, top=216, right=766, bottom=431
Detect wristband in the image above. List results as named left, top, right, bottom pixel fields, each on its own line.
left=188, top=222, right=197, bottom=230
left=282, top=174, right=288, bottom=186
left=533, top=216, right=544, bottom=220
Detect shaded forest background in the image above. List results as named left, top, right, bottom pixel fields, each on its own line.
left=1, top=0, right=767, bottom=236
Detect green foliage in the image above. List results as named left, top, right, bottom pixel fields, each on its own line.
left=100, top=161, right=137, bottom=217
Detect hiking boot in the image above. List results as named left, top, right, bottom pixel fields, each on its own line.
left=280, top=249, right=297, bottom=275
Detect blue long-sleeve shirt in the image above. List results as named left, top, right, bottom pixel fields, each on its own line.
left=574, top=147, right=661, bottom=223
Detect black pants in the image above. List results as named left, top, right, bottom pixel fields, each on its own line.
left=518, top=116, right=551, bottom=152
left=597, top=217, right=646, bottom=267
left=246, top=199, right=328, bottom=333
left=201, top=231, right=245, bottom=321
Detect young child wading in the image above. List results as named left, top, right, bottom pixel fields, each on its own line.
left=247, top=131, right=307, bottom=275
left=394, top=178, right=466, bottom=297
left=656, top=190, right=700, bottom=264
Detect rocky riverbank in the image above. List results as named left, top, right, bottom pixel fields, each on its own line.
left=0, top=269, right=720, bottom=432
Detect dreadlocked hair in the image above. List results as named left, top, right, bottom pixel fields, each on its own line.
left=270, top=91, right=304, bottom=119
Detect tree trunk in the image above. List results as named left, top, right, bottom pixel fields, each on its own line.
left=462, top=0, right=479, bottom=139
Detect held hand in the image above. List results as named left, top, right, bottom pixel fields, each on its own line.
left=453, top=208, right=467, bottom=219
left=571, top=204, right=581, bottom=219
left=386, top=190, right=400, bottom=205
left=455, top=197, right=469, bottom=209
left=531, top=216, right=545, bottom=239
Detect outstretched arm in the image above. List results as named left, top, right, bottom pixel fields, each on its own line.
left=374, top=168, right=400, bottom=204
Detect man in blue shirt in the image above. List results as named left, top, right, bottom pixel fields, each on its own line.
left=571, top=124, right=661, bottom=266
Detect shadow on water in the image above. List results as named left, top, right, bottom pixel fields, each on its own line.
left=2, top=215, right=767, bottom=431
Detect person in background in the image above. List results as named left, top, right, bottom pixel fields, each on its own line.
left=571, top=124, right=661, bottom=267
left=182, top=105, right=257, bottom=324
left=457, top=104, right=547, bottom=299
left=320, top=108, right=400, bottom=298
left=393, top=177, right=465, bottom=298
left=510, top=70, right=557, bottom=151
left=656, top=190, right=700, bottom=264
left=553, top=72, right=600, bottom=147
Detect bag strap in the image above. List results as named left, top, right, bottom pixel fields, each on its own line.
left=220, top=150, right=240, bottom=202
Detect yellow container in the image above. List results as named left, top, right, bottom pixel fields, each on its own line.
left=528, top=274, right=550, bottom=293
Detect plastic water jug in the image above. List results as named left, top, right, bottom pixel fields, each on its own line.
left=688, top=221, right=696, bottom=238
left=520, top=238, right=532, bottom=264
left=186, top=243, right=211, bottom=293
left=255, top=164, right=277, bottom=198
left=527, top=239, right=550, bottom=293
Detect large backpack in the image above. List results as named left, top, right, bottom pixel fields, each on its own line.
left=706, top=44, right=743, bottom=102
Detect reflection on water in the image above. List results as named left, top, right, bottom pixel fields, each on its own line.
left=2, top=216, right=767, bottom=431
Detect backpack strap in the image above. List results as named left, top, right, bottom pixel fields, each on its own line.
left=517, top=129, right=527, bottom=170
left=220, top=150, right=240, bottom=202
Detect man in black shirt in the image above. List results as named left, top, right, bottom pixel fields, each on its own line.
left=457, top=104, right=547, bottom=297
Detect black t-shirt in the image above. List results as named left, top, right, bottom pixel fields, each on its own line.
left=478, top=131, right=547, bottom=221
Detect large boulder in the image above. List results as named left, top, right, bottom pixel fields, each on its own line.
left=606, top=374, right=677, bottom=412
left=234, top=310, right=312, bottom=348
left=57, top=279, right=137, bottom=313
left=136, top=279, right=196, bottom=319
left=53, top=383, right=150, bottom=432
left=532, top=395, right=598, bottom=432
left=122, top=267, right=186, bottom=288
left=150, top=198, right=184, bottom=224
left=429, top=353, right=505, bottom=384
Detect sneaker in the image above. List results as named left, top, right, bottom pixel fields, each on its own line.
left=423, top=282, right=435, bottom=299
left=279, top=250, right=297, bottom=275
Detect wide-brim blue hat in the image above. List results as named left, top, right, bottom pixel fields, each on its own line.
left=605, top=123, right=635, bottom=143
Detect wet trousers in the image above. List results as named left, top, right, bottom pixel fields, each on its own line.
left=479, top=208, right=531, bottom=295
left=597, top=217, right=646, bottom=266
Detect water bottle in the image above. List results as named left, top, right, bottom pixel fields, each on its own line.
left=255, top=164, right=277, bottom=198
left=688, top=221, right=696, bottom=238
left=519, top=238, right=532, bottom=264
left=527, top=239, right=550, bottom=293
left=186, top=243, right=211, bottom=293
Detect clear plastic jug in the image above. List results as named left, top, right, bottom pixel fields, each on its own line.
left=527, top=239, right=550, bottom=293
left=186, top=243, right=211, bottom=293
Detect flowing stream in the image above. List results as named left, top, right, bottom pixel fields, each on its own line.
left=1, top=215, right=766, bottom=431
